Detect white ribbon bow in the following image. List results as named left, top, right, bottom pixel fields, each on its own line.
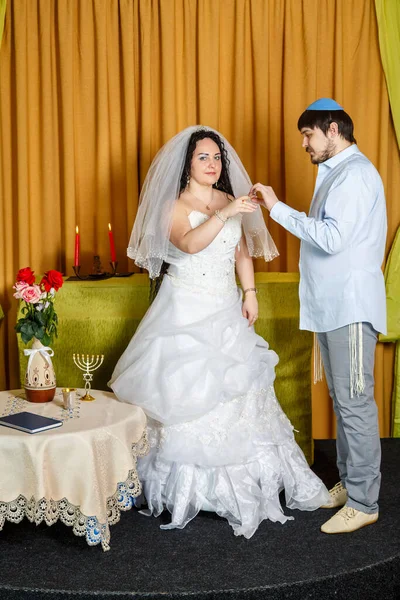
left=24, top=346, right=54, bottom=384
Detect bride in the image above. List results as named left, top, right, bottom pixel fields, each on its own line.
left=109, top=126, right=330, bottom=538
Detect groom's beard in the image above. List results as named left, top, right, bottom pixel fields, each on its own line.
left=307, top=139, right=336, bottom=164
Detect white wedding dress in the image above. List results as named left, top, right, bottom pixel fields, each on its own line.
left=110, top=211, right=330, bottom=538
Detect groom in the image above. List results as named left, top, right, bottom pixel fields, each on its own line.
left=252, top=98, right=387, bottom=534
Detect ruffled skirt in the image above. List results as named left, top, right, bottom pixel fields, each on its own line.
left=110, top=276, right=330, bottom=538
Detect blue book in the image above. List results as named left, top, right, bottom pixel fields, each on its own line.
left=0, top=411, right=63, bottom=434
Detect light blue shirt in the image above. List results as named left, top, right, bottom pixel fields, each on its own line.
left=270, top=145, right=387, bottom=334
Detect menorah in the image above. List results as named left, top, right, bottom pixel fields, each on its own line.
left=73, top=353, right=104, bottom=401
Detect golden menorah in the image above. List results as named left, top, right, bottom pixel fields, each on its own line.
left=73, top=353, right=104, bottom=401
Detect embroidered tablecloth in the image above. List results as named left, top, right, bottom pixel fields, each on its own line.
left=0, top=389, right=148, bottom=550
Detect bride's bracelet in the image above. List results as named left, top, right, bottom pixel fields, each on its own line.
left=214, top=210, right=228, bottom=224
left=244, top=287, right=258, bottom=295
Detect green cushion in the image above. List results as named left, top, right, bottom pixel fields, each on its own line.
left=18, top=273, right=314, bottom=462
left=393, top=345, right=400, bottom=438
left=379, top=225, right=400, bottom=437
left=380, top=225, right=400, bottom=343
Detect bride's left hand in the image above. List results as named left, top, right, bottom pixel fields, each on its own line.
left=242, top=294, right=258, bottom=327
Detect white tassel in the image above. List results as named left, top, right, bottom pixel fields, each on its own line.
left=313, top=333, right=323, bottom=384
left=349, top=322, right=365, bottom=398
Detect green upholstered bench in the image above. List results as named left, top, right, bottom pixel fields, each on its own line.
left=18, top=273, right=314, bottom=463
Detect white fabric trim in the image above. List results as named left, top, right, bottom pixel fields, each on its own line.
left=313, top=333, right=324, bottom=384
left=349, top=322, right=365, bottom=398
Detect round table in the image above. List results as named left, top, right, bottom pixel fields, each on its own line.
left=0, top=389, right=148, bottom=550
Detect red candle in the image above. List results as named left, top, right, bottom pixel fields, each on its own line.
left=74, top=226, right=80, bottom=266
left=108, top=223, right=117, bottom=262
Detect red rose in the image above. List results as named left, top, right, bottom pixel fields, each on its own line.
left=16, top=267, right=35, bottom=285
left=40, top=270, right=64, bottom=292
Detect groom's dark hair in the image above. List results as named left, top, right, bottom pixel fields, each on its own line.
left=179, top=129, right=234, bottom=197
left=297, top=110, right=356, bottom=143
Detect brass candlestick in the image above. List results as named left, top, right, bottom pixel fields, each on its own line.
left=72, top=265, right=89, bottom=280
left=73, top=353, right=104, bottom=401
left=111, top=261, right=136, bottom=277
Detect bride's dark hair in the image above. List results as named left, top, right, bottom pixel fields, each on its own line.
left=179, top=129, right=234, bottom=196
left=150, top=129, right=234, bottom=303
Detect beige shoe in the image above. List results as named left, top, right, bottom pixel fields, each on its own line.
left=320, top=481, right=348, bottom=508
left=321, top=506, right=378, bottom=534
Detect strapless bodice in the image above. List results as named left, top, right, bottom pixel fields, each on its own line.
left=166, top=211, right=242, bottom=296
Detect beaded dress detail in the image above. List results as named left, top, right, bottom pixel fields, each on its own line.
left=110, top=211, right=329, bottom=538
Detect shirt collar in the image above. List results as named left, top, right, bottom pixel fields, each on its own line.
left=319, top=144, right=359, bottom=170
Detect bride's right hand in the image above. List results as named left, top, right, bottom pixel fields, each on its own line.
left=220, top=196, right=259, bottom=220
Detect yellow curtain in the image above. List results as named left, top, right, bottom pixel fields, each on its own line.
left=0, top=1, right=5, bottom=49
left=375, top=0, right=400, bottom=148
left=0, top=0, right=399, bottom=438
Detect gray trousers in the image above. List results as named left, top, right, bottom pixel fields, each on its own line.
left=317, top=322, right=381, bottom=514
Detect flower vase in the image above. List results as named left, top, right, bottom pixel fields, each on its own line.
left=24, top=337, right=56, bottom=403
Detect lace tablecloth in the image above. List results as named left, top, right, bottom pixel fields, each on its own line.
left=0, top=389, right=148, bottom=550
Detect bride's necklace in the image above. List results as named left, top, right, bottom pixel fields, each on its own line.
left=187, top=187, right=214, bottom=211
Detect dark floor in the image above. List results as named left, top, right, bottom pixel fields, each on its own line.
left=0, top=439, right=399, bottom=600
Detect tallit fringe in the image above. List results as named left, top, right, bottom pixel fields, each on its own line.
left=349, top=322, right=365, bottom=398
left=313, top=333, right=324, bottom=384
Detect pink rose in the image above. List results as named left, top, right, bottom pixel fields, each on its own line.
left=13, top=281, right=29, bottom=299
left=20, top=284, right=42, bottom=304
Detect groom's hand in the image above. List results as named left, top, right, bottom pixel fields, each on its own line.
left=250, top=183, right=279, bottom=212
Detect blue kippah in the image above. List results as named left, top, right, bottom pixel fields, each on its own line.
left=306, top=98, right=344, bottom=111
